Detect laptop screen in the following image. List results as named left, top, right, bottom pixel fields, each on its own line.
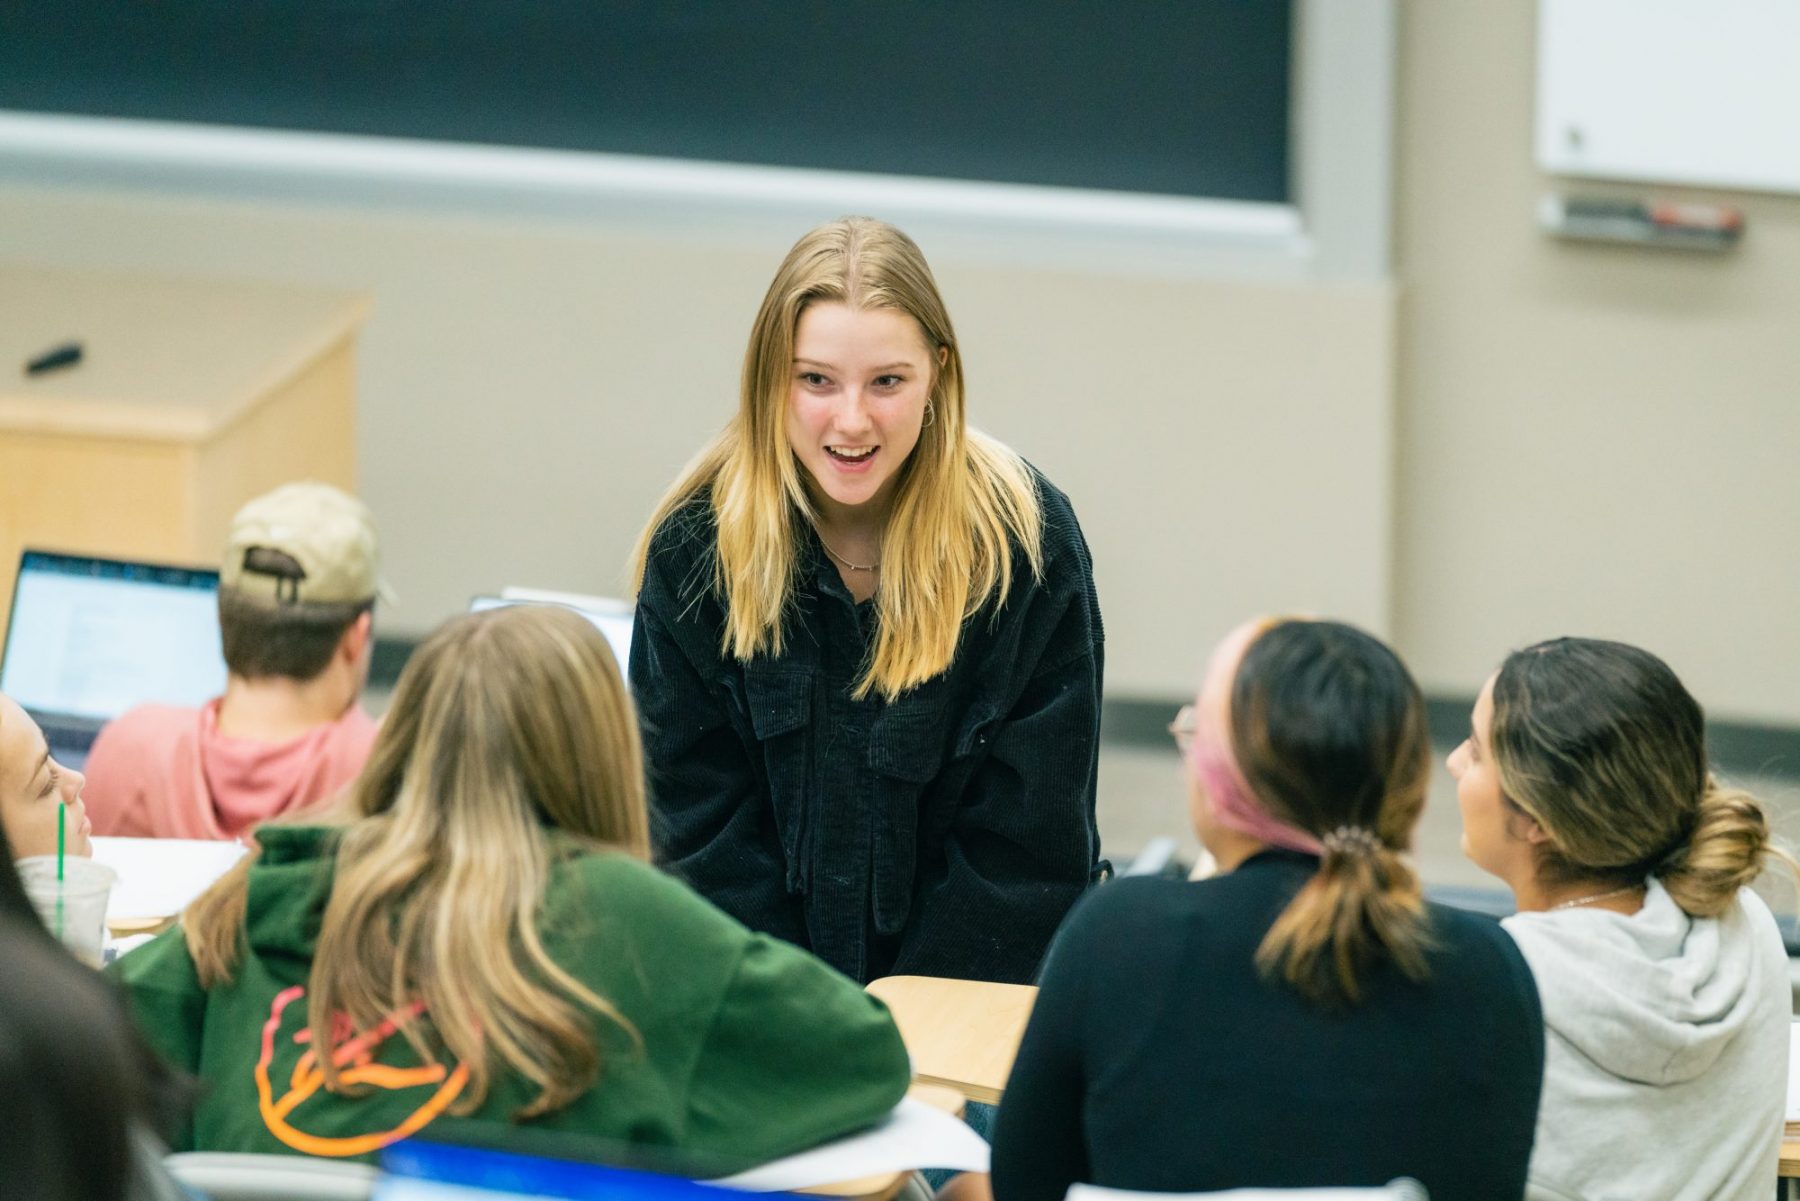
left=1, top=551, right=228, bottom=723
left=468, top=595, right=633, bottom=671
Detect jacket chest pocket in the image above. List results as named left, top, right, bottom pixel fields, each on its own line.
left=742, top=669, right=813, bottom=890
left=867, top=705, right=949, bottom=935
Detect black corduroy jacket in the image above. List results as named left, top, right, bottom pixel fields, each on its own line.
left=630, top=471, right=1106, bottom=985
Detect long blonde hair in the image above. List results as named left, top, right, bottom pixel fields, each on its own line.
left=184, top=605, right=651, bottom=1118
left=631, top=216, right=1042, bottom=700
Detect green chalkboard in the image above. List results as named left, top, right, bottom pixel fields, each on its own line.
left=1, top=1, right=1292, bottom=203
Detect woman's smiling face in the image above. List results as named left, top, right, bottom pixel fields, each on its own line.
left=786, top=301, right=935, bottom=523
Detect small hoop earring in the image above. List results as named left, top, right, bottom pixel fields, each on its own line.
left=922, top=401, right=936, bottom=428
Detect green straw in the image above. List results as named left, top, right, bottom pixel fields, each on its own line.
left=55, top=802, right=65, bottom=939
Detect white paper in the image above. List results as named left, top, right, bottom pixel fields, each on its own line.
left=92, top=836, right=247, bottom=922
left=1787, top=1020, right=1800, bottom=1123
left=713, top=1097, right=990, bottom=1192
left=1073, top=1186, right=1422, bottom=1201
left=373, top=1183, right=499, bottom=1201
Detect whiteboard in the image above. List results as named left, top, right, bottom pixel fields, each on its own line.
left=1537, top=0, right=1800, bottom=195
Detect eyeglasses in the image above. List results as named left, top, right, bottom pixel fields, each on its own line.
left=1168, top=704, right=1196, bottom=754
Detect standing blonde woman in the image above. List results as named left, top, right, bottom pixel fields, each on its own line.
left=631, top=217, right=1104, bottom=985
left=1450, top=637, right=1795, bottom=1201
left=110, top=606, right=909, bottom=1165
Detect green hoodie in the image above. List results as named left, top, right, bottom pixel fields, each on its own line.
left=110, top=826, right=911, bottom=1169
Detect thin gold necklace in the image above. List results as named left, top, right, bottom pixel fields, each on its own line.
left=1549, top=883, right=1643, bottom=912
left=817, top=533, right=879, bottom=573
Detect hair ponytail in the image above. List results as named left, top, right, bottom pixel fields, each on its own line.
left=1657, top=777, right=1795, bottom=918
left=1257, top=829, right=1432, bottom=1007
left=1217, top=621, right=1437, bottom=1009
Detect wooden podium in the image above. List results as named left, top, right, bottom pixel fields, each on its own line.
left=0, top=267, right=371, bottom=636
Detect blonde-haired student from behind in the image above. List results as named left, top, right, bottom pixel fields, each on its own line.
left=984, top=619, right=1544, bottom=1201
left=109, top=605, right=909, bottom=1165
left=631, top=215, right=1105, bottom=986
left=1450, top=637, right=1796, bottom=1201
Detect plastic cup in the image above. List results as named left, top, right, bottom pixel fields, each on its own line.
left=15, top=854, right=118, bottom=968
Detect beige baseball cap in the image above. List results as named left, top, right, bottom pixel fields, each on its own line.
left=221, top=482, right=393, bottom=606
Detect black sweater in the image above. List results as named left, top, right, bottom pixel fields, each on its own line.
left=991, top=853, right=1545, bottom=1201
left=630, top=472, right=1105, bottom=984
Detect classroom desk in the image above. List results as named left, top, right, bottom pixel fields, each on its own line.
left=800, top=1083, right=965, bottom=1201
left=94, top=836, right=248, bottom=939
left=1781, top=1139, right=1799, bottom=1199
left=865, top=975, right=1037, bottom=1106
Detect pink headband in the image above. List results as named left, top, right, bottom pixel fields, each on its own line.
left=1188, top=618, right=1324, bottom=857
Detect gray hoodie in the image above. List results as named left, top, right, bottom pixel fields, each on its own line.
left=1503, top=879, right=1790, bottom=1201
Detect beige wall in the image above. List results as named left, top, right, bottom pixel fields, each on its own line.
left=0, top=185, right=1395, bottom=698
left=9, top=3, right=1792, bottom=722
left=1394, top=3, right=1800, bottom=725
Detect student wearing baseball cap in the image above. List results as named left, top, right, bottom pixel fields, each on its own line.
left=84, top=482, right=388, bottom=841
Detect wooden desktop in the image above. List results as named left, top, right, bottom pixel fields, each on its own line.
left=866, top=975, right=1038, bottom=1106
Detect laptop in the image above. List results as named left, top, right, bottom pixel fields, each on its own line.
left=377, top=1139, right=767, bottom=1201
left=468, top=588, right=634, bottom=672
left=0, top=550, right=228, bottom=767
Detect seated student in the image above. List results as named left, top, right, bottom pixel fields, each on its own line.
left=111, top=605, right=910, bottom=1166
left=0, top=913, right=161, bottom=1201
left=0, top=831, right=186, bottom=1201
left=983, top=619, right=1545, bottom=1201
left=85, top=482, right=384, bottom=840
left=0, top=690, right=92, bottom=860
left=1449, top=637, right=1795, bottom=1201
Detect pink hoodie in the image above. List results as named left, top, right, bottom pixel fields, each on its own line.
left=83, top=699, right=377, bottom=841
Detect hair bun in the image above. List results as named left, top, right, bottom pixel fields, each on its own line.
left=1657, top=777, right=1779, bottom=918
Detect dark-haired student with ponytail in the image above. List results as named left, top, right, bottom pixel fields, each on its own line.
left=1451, top=637, right=1796, bottom=1201
left=982, top=618, right=1544, bottom=1201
